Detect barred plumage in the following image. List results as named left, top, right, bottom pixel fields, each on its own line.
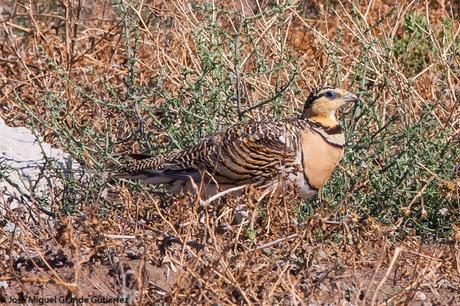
left=115, top=87, right=358, bottom=199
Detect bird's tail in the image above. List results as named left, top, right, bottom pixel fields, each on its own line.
left=110, top=153, right=201, bottom=185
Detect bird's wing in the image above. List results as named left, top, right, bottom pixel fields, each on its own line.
left=208, top=120, right=298, bottom=185
left=116, top=120, right=299, bottom=185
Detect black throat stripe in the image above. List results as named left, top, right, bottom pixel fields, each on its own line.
left=308, top=120, right=343, bottom=135
left=325, top=125, right=343, bottom=135
left=306, top=121, right=345, bottom=148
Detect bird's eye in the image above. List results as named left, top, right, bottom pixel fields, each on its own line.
left=324, top=91, right=336, bottom=99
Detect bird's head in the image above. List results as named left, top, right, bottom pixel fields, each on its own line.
left=301, top=86, right=358, bottom=127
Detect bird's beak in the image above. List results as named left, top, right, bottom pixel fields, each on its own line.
left=343, top=92, right=359, bottom=103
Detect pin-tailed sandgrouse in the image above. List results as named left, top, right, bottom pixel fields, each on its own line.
left=116, top=87, right=358, bottom=199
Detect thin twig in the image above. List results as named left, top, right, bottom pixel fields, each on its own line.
left=235, top=64, right=243, bottom=121
left=200, top=185, right=246, bottom=207
left=256, top=234, right=298, bottom=250
left=241, top=70, right=297, bottom=114
left=234, top=14, right=243, bottom=121
left=370, top=247, right=402, bottom=306
left=103, top=234, right=136, bottom=239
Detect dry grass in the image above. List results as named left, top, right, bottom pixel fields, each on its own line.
left=0, top=0, right=459, bottom=304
